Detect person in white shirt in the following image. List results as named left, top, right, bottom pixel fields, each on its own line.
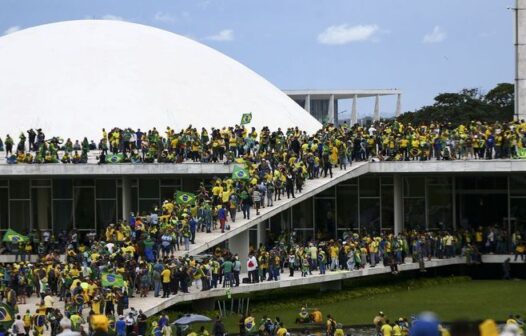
left=247, top=254, right=258, bottom=283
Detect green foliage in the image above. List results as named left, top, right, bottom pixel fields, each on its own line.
left=398, top=83, right=515, bottom=126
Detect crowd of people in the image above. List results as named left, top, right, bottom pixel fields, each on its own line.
left=3, top=120, right=526, bottom=164
left=0, top=121, right=525, bottom=336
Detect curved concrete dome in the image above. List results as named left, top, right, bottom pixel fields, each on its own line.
left=0, top=20, right=321, bottom=141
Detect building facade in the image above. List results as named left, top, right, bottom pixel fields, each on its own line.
left=1, top=169, right=524, bottom=248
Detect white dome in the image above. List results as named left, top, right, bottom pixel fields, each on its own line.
left=0, top=20, right=321, bottom=142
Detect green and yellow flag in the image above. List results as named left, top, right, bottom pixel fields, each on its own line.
left=240, top=113, right=252, bottom=125
left=0, top=302, right=14, bottom=328
left=2, top=229, right=28, bottom=243
left=101, top=273, right=124, bottom=288
left=106, top=153, right=125, bottom=163
left=232, top=165, right=250, bottom=181
left=175, top=191, right=197, bottom=205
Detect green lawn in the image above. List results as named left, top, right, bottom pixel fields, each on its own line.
left=218, top=279, right=526, bottom=331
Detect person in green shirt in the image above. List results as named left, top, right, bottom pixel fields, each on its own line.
left=222, top=259, right=233, bottom=288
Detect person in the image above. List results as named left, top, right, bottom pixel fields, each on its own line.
left=381, top=319, right=393, bottom=336
left=374, top=312, right=385, bottom=334
left=12, top=315, right=25, bottom=336
left=115, top=315, right=126, bottom=336
left=199, top=326, right=209, bottom=336
left=326, top=314, right=336, bottom=336
left=161, top=321, right=172, bottom=336
left=247, top=254, right=258, bottom=283
left=334, top=323, right=345, bottom=336
left=57, top=318, right=81, bottom=336
left=213, top=317, right=225, bottom=336
left=161, top=267, right=171, bottom=298
left=276, top=323, right=287, bottom=336
left=137, top=310, right=148, bottom=336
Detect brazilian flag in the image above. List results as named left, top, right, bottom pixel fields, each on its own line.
left=240, top=112, right=252, bottom=125
left=0, top=303, right=14, bottom=329
left=101, top=273, right=124, bottom=288
left=232, top=164, right=250, bottom=181
left=106, top=153, right=125, bottom=163
left=2, top=229, right=28, bottom=243
left=175, top=191, right=196, bottom=205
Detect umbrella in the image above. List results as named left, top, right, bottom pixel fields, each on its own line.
left=173, top=314, right=212, bottom=325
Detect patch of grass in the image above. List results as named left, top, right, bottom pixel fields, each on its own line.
left=216, top=279, right=526, bottom=332
left=150, top=276, right=526, bottom=333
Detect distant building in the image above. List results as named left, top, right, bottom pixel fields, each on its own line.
left=284, top=89, right=402, bottom=125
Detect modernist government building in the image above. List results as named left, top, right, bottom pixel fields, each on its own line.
left=0, top=15, right=525, bottom=257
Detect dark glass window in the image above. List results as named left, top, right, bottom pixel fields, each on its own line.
left=337, top=185, right=358, bottom=230
left=53, top=200, right=73, bottom=233
left=53, top=179, right=73, bottom=199
left=10, top=200, right=30, bottom=233
left=360, top=176, right=380, bottom=197
left=10, top=180, right=30, bottom=199
left=96, top=179, right=116, bottom=199
left=74, top=188, right=95, bottom=229
left=139, top=179, right=160, bottom=199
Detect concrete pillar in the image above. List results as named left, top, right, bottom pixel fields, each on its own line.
left=393, top=175, right=403, bottom=235
left=257, top=221, right=267, bottom=248
left=374, top=94, right=380, bottom=121
left=122, top=177, right=131, bottom=222
left=328, top=94, right=335, bottom=124
left=229, top=230, right=249, bottom=273
left=305, top=94, right=311, bottom=113
left=351, top=94, right=358, bottom=125
left=515, top=0, right=526, bottom=120
left=320, top=280, right=342, bottom=292
left=395, top=94, right=402, bottom=117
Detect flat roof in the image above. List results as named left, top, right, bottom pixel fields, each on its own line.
left=283, top=89, right=402, bottom=100
left=1, top=159, right=525, bottom=177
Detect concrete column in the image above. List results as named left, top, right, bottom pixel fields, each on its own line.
left=395, top=94, right=402, bottom=117
left=351, top=94, right=358, bottom=125
left=393, top=175, right=403, bottom=235
left=328, top=94, right=335, bottom=124
left=256, top=221, right=267, bottom=248
left=374, top=94, right=380, bottom=121
left=229, top=230, right=249, bottom=273
left=122, top=177, right=131, bottom=222
left=515, top=0, right=526, bottom=120
left=305, top=94, right=311, bottom=113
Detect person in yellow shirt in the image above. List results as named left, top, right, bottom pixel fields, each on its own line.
left=329, top=243, right=340, bottom=271
left=381, top=320, right=393, bottom=336
left=161, top=268, right=171, bottom=298
left=276, top=323, right=287, bottom=336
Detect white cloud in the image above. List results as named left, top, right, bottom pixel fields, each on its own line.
left=423, top=26, right=447, bottom=43
left=3, top=26, right=20, bottom=35
left=317, top=24, right=379, bottom=45
left=206, top=29, right=234, bottom=41
left=154, top=11, right=177, bottom=23
left=101, top=14, right=124, bottom=21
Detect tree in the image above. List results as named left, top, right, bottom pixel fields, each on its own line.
left=397, top=83, right=514, bottom=126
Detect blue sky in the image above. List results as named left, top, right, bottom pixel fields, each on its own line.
left=0, top=0, right=515, bottom=119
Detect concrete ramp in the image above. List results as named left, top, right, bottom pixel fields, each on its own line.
left=178, top=162, right=369, bottom=256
